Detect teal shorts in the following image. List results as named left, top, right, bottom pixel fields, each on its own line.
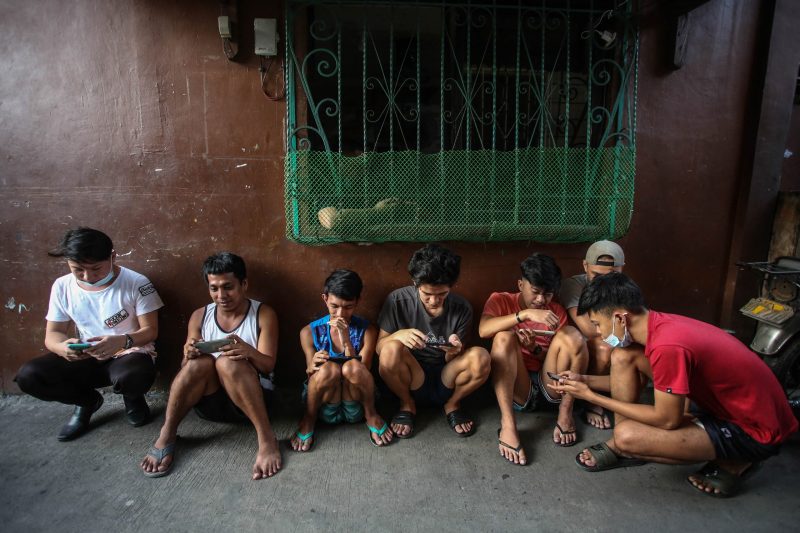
left=302, top=380, right=364, bottom=424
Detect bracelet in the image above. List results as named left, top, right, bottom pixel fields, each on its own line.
left=515, top=311, right=522, bottom=324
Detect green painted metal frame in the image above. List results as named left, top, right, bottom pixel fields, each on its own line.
left=284, top=0, right=639, bottom=244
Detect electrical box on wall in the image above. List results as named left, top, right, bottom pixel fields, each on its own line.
left=254, top=18, right=278, bottom=56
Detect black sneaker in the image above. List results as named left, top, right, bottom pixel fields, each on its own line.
left=58, top=394, right=104, bottom=441
left=124, top=395, right=151, bottom=427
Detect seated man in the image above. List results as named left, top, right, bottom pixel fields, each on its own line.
left=554, top=273, right=798, bottom=498
left=140, top=252, right=281, bottom=480
left=480, top=253, right=588, bottom=465
left=16, top=227, right=163, bottom=441
left=558, top=240, right=626, bottom=429
left=377, top=244, right=490, bottom=438
left=290, top=269, right=393, bottom=451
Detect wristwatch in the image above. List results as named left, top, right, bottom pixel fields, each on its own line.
left=124, top=334, right=134, bottom=349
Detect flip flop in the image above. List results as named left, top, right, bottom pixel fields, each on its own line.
left=575, top=442, right=646, bottom=472
left=367, top=422, right=392, bottom=447
left=390, top=410, right=415, bottom=439
left=687, top=461, right=762, bottom=498
left=554, top=422, right=578, bottom=447
left=292, top=430, right=315, bottom=452
left=143, top=442, right=176, bottom=478
left=582, top=405, right=613, bottom=429
left=497, top=429, right=527, bottom=466
left=446, top=409, right=476, bottom=437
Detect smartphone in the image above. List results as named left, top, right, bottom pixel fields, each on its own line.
left=546, top=371, right=564, bottom=381
left=426, top=341, right=454, bottom=348
left=532, top=329, right=556, bottom=337
left=194, top=339, right=232, bottom=353
left=327, top=355, right=362, bottom=363
left=67, top=342, right=93, bottom=351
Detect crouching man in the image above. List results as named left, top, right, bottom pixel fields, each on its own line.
left=553, top=273, right=798, bottom=498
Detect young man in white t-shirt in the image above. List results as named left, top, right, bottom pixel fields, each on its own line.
left=15, top=228, right=164, bottom=441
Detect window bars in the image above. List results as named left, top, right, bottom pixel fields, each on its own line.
left=285, top=0, right=638, bottom=244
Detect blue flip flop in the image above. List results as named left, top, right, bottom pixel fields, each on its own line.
left=293, top=430, right=315, bottom=452
left=367, top=422, right=392, bottom=447
left=143, top=442, right=176, bottom=478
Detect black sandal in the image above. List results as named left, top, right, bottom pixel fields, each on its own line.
left=446, top=409, right=476, bottom=437
left=390, top=410, right=415, bottom=439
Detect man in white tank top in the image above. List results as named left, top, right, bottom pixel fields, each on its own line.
left=140, top=253, right=281, bottom=479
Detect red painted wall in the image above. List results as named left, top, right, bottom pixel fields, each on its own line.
left=0, top=0, right=771, bottom=391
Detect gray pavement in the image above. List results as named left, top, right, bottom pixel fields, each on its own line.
left=0, top=391, right=798, bottom=533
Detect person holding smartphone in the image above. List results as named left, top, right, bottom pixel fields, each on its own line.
left=139, top=252, right=280, bottom=480
left=15, top=228, right=163, bottom=441
left=552, top=273, right=797, bottom=498
left=479, top=253, right=589, bottom=465
left=290, top=269, right=392, bottom=451
left=377, top=244, right=490, bottom=439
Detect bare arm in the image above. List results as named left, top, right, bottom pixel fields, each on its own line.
left=478, top=308, right=560, bottom=338
left=553, top=379, right=686, bottom=429
left=44, top=320, right=86, bottom=360
left=85, top=309, right=160, bottom=360
left=181, top=308, right=206, bottom=365
left=359, top=324, right=378, bottom=369
left=300, top=325, right=328, bottom=376
left=219, top=304, right=278, bottom=374
left=376, top=327, right=426, bottom=353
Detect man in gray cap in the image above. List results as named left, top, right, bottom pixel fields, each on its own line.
left=559, top=240, right=626, bottom=429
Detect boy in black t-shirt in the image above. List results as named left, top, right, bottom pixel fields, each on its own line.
left=377, top=244, right=490, bottom=438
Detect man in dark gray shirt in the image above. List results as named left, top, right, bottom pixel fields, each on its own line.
left=377, top=244, right=490, bottom=438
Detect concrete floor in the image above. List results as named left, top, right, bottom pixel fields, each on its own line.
left=0, top=391, right=798, bottom=533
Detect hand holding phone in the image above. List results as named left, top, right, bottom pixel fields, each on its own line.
left=532, top=329, right=556, bottom=337
left=194, top=338, right=233, bottom=353
left=546, top=371, right=564, bottom=381
left=67, top=342, right=93, bottom=352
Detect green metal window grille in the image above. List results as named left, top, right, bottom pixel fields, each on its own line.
left=285, top=0, right=638, bottom=244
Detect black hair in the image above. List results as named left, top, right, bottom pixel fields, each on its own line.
left=407, top=243, right=461, bottom=286
left=577, top=272, right=647, bottom=316
left=323, top=269, right=363, bottom=300
left=520, top=253, right=561, bottom=293
left=202, top=252, right=247, bottom=283
left=48, top=227, right=113, bottom=263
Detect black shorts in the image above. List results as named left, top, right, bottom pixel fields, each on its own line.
left=410, top=361, right=454, bottom=407
left=194, top=386, right=272, bottom=423
left=692, top=408, right=781, bottom=462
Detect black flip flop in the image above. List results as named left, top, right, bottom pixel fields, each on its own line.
left=446, top=409, right=476, bottom=437
left=390, top=410, right=415, bottom=439
left=497, top=429, right=527, bottom=466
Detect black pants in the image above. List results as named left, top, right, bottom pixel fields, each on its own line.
left=15, top=352, right=156, bottom=407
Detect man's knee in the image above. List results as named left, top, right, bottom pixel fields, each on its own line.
left=311, top=361, right=342, bottom=388
left=378, top=341, right=408, bottom=373
left=14, top=359, right=46, bottom=394
left=490, top=331, right=518, bottom=360
left=613, top=421, right=642, bottom=455
left=181, top=355, right=216, bottom=381
left=215, top=356, right=256, bottom=381
left=341, top=360, right=369, bottom=384
left=610, top=345, right=640, bottom=367
left=465, top=347, right=491, bottom=378
left=110, top=354, right=155, bottom=395
left=554, top=326, right=585, bottom=354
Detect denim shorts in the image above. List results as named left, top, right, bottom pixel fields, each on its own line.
left=513, top=370, right=561, bottom=412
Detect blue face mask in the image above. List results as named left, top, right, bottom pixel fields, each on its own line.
left=78, top=264, right=115, bottom=287
left=603, top=314, right=632, bottom=348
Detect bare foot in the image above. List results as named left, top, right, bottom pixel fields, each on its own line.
left=584, top=404, right=612, bottom=429
left=498, top=426, right=527, bottom=465
left=252, top=438, right=282, bottom=480
left=140, top=434, right=175, bottom=475
left=366, top=414, right=394, bottom=446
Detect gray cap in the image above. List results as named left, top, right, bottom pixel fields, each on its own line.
left=585, top=240, right=625, bottom=267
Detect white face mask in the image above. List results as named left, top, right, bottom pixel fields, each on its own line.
left=77, top=263, right=115, bottom=287
left=602, top=314, right=632, bottom=348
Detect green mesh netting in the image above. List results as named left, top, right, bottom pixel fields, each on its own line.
left=285, top=146, right=634, bottom=244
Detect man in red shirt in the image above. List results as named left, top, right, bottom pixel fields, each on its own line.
left=554, top=273, right=798, bottom=497
left=480, top=253, right=589, bottom=465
